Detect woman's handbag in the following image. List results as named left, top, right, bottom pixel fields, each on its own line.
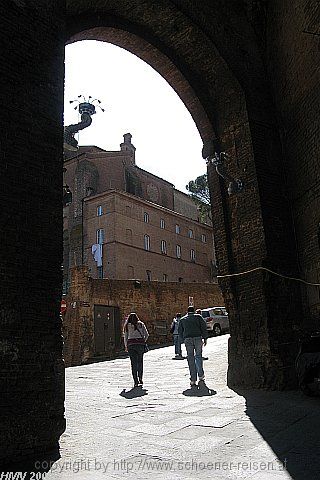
left=137, top=325, right=149, bottom=353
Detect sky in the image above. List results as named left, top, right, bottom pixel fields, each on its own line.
left=64, top=41, right=205, bottom=192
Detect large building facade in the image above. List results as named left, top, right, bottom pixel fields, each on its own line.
left=63, top=134, right=215, bottom=287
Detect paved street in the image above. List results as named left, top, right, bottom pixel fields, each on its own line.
left=41, top=335, right=319, bottom=480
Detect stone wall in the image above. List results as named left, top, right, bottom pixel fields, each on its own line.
left=266, top=1, right=320, bottom=323
left=0, top=0, right=65, bottom=466
left=63, top=267, right=224, bottom=366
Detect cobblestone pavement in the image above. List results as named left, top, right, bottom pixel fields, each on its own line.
left=41, top=335, right=319, bottom=480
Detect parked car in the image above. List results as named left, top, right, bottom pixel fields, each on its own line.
left=200, top=307, right=229, bottom=336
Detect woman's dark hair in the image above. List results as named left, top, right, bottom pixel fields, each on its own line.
left=124, top=312, right=140, bottom=332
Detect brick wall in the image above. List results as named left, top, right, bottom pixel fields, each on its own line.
left=0, top=1, right=65, bottom=465
left=266, top=1, right=320, bottom=323
left=63, top=267, right=224, bottom=366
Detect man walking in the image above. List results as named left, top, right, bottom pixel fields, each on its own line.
left=178, top=306, right=208, bottom=387
left=170, top=313, right=183, bottom=359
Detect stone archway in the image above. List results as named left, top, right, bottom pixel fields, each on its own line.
left=65, top=6, right=302, bottom=391
left=1, top=0, right=317, bottom=466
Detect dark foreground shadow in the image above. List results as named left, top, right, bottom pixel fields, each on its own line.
left=120, top=387, right=148, bottom=399
left=183, top=382, right=217, bottom=397
left=1, top=447, right=60, bottom=478
left=232, top=387, right=320, bottom=480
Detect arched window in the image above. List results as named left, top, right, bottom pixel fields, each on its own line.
left=96, top=229, right=104, bottom=245
left=128, top=266, right=134, bottom=278
left=161, top=240, right=167, bottom=254
left=144, top=234, right=150, bottom=251
left=126, top=228, right=132, bottom=244
left=97, top=205, right=103, bottom=216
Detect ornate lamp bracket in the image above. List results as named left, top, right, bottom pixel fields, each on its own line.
left=202, top=140, right=244, bottom=195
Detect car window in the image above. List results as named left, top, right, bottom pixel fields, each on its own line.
left=213, top=309, right=223, bottom=315
left=201, top=311, right=210, bottom=318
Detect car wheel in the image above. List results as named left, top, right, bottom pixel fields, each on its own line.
left=213, top=324, right=222, bottom=336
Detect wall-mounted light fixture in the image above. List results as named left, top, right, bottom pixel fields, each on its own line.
left=63, top=184, right=72, bottom=207
left=62, top=167, right=72, bottom=207
left=202, top=140, right=244, bottom=195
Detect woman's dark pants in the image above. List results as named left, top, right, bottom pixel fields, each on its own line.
left=128, top=344, right=145, bottom=384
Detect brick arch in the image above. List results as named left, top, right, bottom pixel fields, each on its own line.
left=65, top=10, right=293, bottom=391
left=65, top=3, right=254, bottom=147
left=65, top=8, right=302, bottom=393
left=1, top=1, right=311, bottom=466
left=68, top=27, right=215, bottom=143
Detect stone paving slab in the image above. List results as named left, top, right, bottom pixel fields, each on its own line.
left=19, top=334, right=320, bottom=480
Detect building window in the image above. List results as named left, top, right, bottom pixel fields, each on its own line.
left=144, top=234, right=150, bottom=251
left=96, top=228, right=104, bottom=245
left=160, top=218, right=165, bottom=229
left=163, top=274, right=168, bottom=282
left=175, top=224, right=180, bottom=234
left=126, top=229, right=133, bottom=244
left=188, top=229, right=194, bottom=239
left=146, top=270, right=152, bottom=281
left=144, top=212, right=149, bottom=223
left=190, top=249, right=196, bottom=261
left=161, top=240, right=167, bottom=254
left=176, top=245, right=181, bottom=259
left=125, top=205, right=131, bottom=216
left=128, top=266, right=134, bottom=278
left=97, top=266, right=103, bottom=279
left=201, top=233, right=207, bottom=243
left=97, top=205, right=103, bottom=216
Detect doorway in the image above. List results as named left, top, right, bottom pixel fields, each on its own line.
left=94, top=305, right=121, bottom=356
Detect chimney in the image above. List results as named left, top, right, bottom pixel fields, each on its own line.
left=120, top=133, right=136, bottom=159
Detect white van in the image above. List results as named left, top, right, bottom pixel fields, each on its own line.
left=200, top=307, right=229, bottom=336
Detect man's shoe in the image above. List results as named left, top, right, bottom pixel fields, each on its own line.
left=190, top=381, right=197, bottom=388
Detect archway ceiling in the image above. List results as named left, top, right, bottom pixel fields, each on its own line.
left=66, top=1, right=270, bottom=103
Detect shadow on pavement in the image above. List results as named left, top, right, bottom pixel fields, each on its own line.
left=117, top=343, right=173, bottom=358
left=183, top=383, right=217, bottom=397
left=232, top=387, right=320, bottom=480
left=120, top=387, right=148, bottom=399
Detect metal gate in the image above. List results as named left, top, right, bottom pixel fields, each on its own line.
left=94, top=305, right=121, bottom=355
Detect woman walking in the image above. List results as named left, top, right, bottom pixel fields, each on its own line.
left=124, top=313, right=149, bottom=388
